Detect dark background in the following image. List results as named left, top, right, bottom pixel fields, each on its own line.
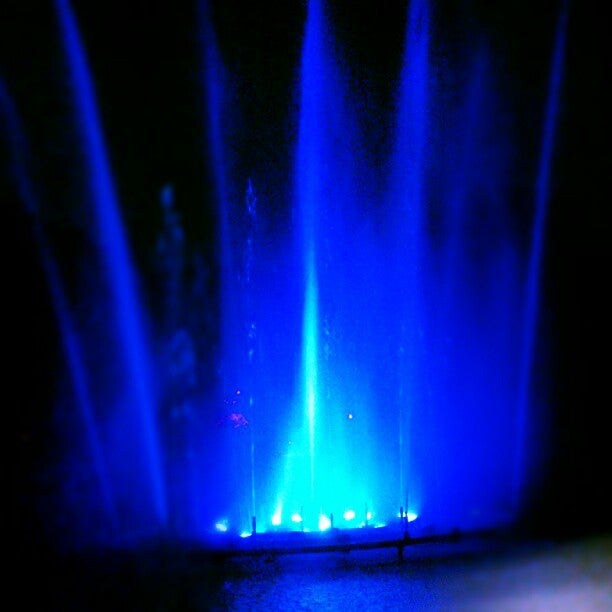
left=2, top=0, right=610, bottom=559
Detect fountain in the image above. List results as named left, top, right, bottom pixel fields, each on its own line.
left=3, top=0, right=568, bottom=549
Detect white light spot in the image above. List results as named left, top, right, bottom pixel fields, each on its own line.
left=318, top=514, right=331, bottom=531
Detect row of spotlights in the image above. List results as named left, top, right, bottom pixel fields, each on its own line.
left=215, top=510, right=417, bottom=534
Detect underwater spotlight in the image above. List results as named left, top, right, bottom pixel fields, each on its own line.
left=271, top=512, right=282, bottom=527
left=291, top=512, right=303, bottom=523
left=214, top=520, right=228, bottom=533
left=318, top=514, right=331, bottom=531
left=397, top=509, right=418, bottom=522
left=343, top=509, right=356, bottom=521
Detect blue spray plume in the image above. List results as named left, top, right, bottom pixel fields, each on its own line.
left=26, top=0, right=567, bottom=545
left=56, top=0, right=167, bottom=529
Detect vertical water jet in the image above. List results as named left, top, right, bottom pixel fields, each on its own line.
left=391, top=0, right=431, bottom=518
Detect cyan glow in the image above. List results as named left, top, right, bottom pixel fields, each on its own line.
left=343, top=509, right=356, bottom=521
left=303, top=251, right=319, bottom=501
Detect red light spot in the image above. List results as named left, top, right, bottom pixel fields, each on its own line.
left=229, top=412, right=249, bottom=428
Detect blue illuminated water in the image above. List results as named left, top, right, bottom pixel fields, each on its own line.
left=57, top=0, right=167, bottom=534
left=22, top=0, right=566, bottom=547
left=513, top=0, right=569, bottom=509
left=0, top=81, right=117, bottom=525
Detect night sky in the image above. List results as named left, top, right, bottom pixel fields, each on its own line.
left=2, top=0, right=611, bottom=558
